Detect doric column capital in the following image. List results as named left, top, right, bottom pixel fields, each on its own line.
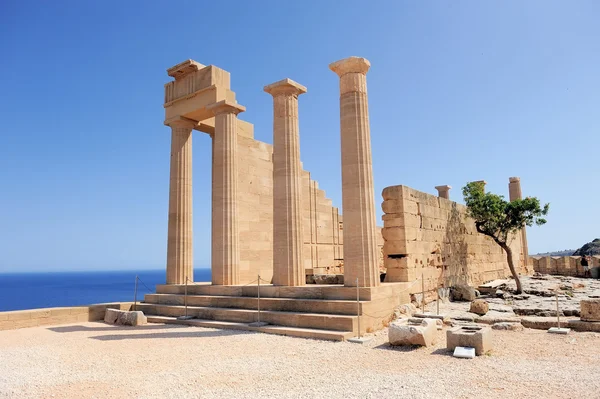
left=164, top=116, right=197, bottom=130
left=264, top=78, right=307, bottom=97
left=207, top=100, right=246, bottom=116
left=329, top=56, right=371, bottom=77
left=509, top=176, right=521, bottom=183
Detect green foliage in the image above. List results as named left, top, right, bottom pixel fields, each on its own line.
left=462, top=181, right=549, bottom=244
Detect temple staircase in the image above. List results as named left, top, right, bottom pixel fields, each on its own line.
left=136, top=282, right=410, bottom=341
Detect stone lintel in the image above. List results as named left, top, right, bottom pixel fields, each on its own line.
left=329, top=56, right=371, bottom=77
left=264, top=78, right=307, bottom=96
left=164, top=115, right=197, bottom=129
left=167, top=59, right=205, bottom=80
left=207, top=100, right=246, bottom=116
left=509, top=176, right=521, bottom=183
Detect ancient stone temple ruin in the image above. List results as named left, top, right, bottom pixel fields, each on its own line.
left=137, top=57, right=530, bottom=340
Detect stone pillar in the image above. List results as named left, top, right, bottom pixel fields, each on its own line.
left=264, top=79, right=307, bottom=286
left=166, top=117, right=196, bottom=284
left=509, top=177, right=529, bottom=267
left=208, top=100, right=246, bottom=285
left=330, top=56, right=379, bottom=288
left=474, top=180, right=487, bottom=192
left=435, top=185, right=451, bottom=200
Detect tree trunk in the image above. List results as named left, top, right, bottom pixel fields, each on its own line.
left=499, top=242, right=523, bottom=294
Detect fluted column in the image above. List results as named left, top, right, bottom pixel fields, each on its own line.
left=330, top=56, right=379, bottom=288
left=264, top=79, right=307, bottom=286
left=435, top=185, right=451, bottom=200
left=208, top=100, right=245, bottom=285
left=166, top=117, right=196, bottom=284
left=509, top=177, right=529, bottom=267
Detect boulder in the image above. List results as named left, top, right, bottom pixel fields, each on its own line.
left=469, top=299, right=489, bottom=315
left=492, top=322, right=523, bottom=332
left=451, top=285, right=478, bottom=302
left=104, top=308, right=147, bottom=326
left=580, top=299, right=600, bottom=322
left=388, top=318, right=437, bottom=347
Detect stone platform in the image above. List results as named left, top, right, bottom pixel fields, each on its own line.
left=137, top=282, right=411, bottom=340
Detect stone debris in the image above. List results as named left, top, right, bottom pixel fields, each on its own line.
left=388, top=318, right=437, bottom=347
left=104, top=309, right=147, bottom=326
left=469, top=299, right=489, bottom=315
left=492, top=322, right=524, bottom=332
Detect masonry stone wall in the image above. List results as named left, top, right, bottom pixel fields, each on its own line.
left=236, top=124, right=382, bottom=283
left=531, top=256, right=600, bottom=276
left=381, top=185, right=527, bottom=292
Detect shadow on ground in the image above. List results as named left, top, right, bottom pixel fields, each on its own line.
left=48, top=323, right=174, bottom=333
left=89, top=328, right=247, bottom=341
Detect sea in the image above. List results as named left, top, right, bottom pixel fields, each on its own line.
left=0, top=268, right=212, bottom=312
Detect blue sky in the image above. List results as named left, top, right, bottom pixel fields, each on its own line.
left=0, top=1, right=598, bottom=272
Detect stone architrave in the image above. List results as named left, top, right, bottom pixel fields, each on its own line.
left=435, top=185, right=451, bottom=199
left=330, top=56, right=379, bottom=288
left=509, top=177, right=529, bottom=265
left=208, top=100, right=246, bottom=285
left=264, top=79, right=307, bottom=286
left=165, top=117, right=196, bottom=284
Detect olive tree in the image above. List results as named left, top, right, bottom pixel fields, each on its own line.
left=462, top=181, right=549, bottom=294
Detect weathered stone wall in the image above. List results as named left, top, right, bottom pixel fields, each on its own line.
left=237, top=123, right=382, bottom=283
left=0, top=303, right=132, bottom=331
left=381, top=185, right=527, bottom=292
left=531, top=256, right=600, bottom=277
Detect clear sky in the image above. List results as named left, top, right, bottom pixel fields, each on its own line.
left=0, top=1, right=598, bottom=272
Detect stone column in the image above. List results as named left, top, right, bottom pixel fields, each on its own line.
left=264, top=79, right=307, bottom=286
left=166, top=117, right=196, bottom=284
left=509, top=177, right=529, bottom=267
left=208, top=100, right=245, bottom=285
left=435, top=185, right=451, bottom=200
left=330, top=56, right=379, bottom=288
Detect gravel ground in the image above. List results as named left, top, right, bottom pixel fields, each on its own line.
left=1, top=322, right=599, bottom=399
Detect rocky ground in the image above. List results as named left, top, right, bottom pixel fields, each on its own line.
left=421, top=274, right=600, bottom=323
left=1, top=317, right=600, bottom=398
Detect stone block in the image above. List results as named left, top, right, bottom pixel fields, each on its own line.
left=581, top=299, right=600, bottom=322
left=388, top=318, right=436, bottom=347
left=104, top=309, right=147, bottom=326
left=451, top=285, right=478, bottom=302
left=446, top=325, right=492, bottom=356
left=491, top=322, right=523, bottom=331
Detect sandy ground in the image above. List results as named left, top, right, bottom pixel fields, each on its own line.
left=1, top=322, right=599, bottom=399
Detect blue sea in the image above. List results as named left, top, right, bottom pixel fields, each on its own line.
left=0, top=268, right=212, bottom=312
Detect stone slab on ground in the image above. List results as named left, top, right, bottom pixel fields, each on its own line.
left=453, top=346, right=476, bottom=359
left=492, top=322, right=523, bottom=331
left=104, top=309, right=147, bottom=326
left=446, top=325, right=492, bottom=356
left=548, top=327, right=570, bottom=334
left=521, top=316, right=570, bottom=330
left=567, top=319, right=600, bottom=332
left=389, top=318, right=436, bottom=347
left=478, top=279, right=510, bottom=294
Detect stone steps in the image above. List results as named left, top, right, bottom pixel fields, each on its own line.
left=136, top=303, right=357, bottom=332
left=146, top=316, right=354, bottom=341
left=143, top=293, right=359, bottom=315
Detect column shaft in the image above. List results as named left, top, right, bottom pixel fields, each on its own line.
left=509, top=177, right=529, bottom=267
left=331, top=57, right=380, bottom=288
left=266, top=79, right=306, bottom=286
left=166, top=122, right=194, bottom=284
left=210, top=101, right=245, bottom=285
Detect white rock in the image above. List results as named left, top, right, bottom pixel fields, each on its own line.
left=104, top=309, right=147, bottom=326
